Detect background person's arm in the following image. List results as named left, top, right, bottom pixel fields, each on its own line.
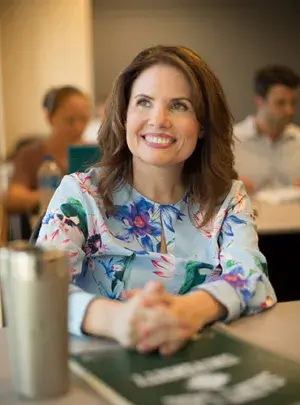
left=6, top=183, right=39, bottom=213
left=5, top=145, right=41, bottom=213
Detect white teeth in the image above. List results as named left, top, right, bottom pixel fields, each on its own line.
left=144, top=135, right=173, bottom=144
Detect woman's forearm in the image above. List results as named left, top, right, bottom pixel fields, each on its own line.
left=187, top=290, right=226, bottom=325
left=81, top=297, right=121, bottom=338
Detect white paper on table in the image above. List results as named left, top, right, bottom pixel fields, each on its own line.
left=254, top=186, right=300, bottom=205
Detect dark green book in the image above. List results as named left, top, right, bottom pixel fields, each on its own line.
left=69, top=326, right=300, bottom=405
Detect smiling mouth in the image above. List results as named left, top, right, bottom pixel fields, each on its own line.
left=141, top=134, right=176, bottom=145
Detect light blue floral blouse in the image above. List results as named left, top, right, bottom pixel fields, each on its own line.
left=37, top=168, right=276, bottom=336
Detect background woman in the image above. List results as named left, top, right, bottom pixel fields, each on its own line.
left=6, top=86, right=91, bottom=213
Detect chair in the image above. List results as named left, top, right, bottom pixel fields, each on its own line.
left=7, top=213, right=32, bottom=241
left=29, top=213, right=44, bottom=245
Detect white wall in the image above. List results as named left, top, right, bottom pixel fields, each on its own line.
left=93, top=0, right=300, bottom=124
left=0, top=0, right=94, bottom=155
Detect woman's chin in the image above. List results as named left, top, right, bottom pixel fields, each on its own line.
left=136, top=155, right=178, bottom=168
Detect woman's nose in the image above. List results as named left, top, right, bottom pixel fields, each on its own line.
left=73, top=120, right=87, bottom=135
left=148, top=106, right=171, bottom=129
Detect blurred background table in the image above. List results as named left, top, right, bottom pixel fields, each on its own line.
left=220, top=301, right=300, bottom=364
left=255, top=201, right=300, bottom=234
left=254, top=200, right=300, bottom=302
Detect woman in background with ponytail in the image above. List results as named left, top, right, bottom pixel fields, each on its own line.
left=6, top=86, right=91, bottom=214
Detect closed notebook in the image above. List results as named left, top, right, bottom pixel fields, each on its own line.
left=69, top=325, right=300, bottom=405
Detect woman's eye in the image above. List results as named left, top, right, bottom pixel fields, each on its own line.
left=137, top=98, right=151, bottom=107
left=171, top=102, right=188, bottom=111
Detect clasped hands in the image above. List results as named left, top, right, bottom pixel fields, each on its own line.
left=113, top=281, right=224, bottom=356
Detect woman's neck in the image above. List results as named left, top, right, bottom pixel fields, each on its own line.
left=132, top=158, right=185, bottom=205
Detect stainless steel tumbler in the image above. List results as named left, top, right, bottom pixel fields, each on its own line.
left=0, top=241, right=70, bottom=399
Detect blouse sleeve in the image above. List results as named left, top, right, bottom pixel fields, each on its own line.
left=36, top=175, right=97, bottom=336
left=198, top=181, right=277, bottom=322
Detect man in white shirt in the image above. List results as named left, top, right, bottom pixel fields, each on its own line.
left=234, top=65, right=300, bottom=194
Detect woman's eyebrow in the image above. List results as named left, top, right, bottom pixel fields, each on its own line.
left=134, top=94, right=192, bottom=103
left=134, top=94, right=154, bottom=100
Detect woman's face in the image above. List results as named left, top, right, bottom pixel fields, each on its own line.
left=126, top=64, right=200, bottom=169
left=49, top=95, right=91, bottom=142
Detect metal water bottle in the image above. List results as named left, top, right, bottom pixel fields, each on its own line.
left=0, top=241, right=70, bottom=399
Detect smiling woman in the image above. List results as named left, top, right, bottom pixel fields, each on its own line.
left=36, top=45, right=276, bottom=356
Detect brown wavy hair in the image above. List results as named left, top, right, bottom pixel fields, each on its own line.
left=97, top=45, right=237, bottom=225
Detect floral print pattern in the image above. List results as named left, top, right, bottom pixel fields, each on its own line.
left=108, top=198, right=161, bottom=251
left=36, top=168, right=277, bottom=334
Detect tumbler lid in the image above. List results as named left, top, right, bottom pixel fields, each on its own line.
left=0, top=241, right=69, bottom=281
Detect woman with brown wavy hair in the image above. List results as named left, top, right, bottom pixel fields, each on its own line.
left=37, top=45, right=276, bottom=355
